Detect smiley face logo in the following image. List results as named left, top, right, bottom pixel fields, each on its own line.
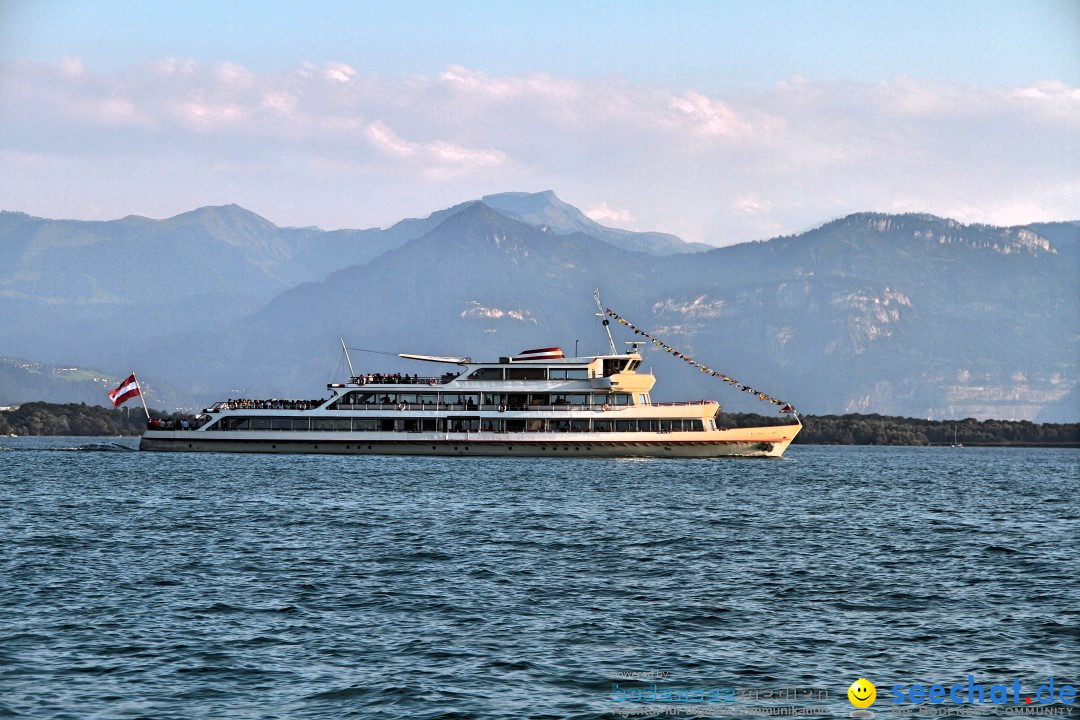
left=848, top=678, right=876, bottom=709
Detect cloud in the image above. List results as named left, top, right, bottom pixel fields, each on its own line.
left=584, top=202, right=633, bottom=224
left=1, top=58, right=1076, bottom=243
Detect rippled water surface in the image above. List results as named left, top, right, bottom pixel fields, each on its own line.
left=1, top=439, right=1077, bottom=719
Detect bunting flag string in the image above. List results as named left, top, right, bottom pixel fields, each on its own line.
left=605, top=308, right=796, bottom=414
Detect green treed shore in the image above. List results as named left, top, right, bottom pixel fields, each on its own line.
left=1, top=402, right=1077, bottom=446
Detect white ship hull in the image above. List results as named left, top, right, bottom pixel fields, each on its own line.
left=140, top=427, right=797, bottom=458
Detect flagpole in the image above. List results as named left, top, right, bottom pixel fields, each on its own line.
left=133, top=371, right=151, bottom=420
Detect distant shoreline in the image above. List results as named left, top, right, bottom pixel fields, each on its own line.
left=2, top=402, right=1077, bottom=447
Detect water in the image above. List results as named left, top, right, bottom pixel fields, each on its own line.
left=1, top=439, right=1077, bottom=719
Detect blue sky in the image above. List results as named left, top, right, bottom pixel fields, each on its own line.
left=2, top=0, right=1077, bottom=243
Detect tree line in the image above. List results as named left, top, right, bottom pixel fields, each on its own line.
left=719, top=412, right=1078, bottom=446
left=0, top=402, right=172, bottom=437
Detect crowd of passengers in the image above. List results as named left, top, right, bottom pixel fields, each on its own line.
left=147, top=416, right=209, bottom=430
left=348, top=372, right=455, bottom=385
left=219, top=398, right=324, bottom=410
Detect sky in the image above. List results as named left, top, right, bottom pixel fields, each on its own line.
left=1, top=0, right=1078, bottom=245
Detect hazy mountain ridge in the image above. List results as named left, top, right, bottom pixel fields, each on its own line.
left=0, top=198, right=1075, bottom=420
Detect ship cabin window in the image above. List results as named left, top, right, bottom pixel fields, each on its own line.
left=548, top=367, right=589, bottom=380
left=396, top=393, right=418, bottom=405
left=421, top=393, right=440, bottom=405
left=448, top=417, right=481, bottom=432
left=354, top=418, right=378, bottom=431
left=312, top=418, right=351, bottom=431
left=625, top=359, right=641, bottom=372
left=469, top=367, right=505, bottom=380
left=507, top=367, right=546, bottom=380
left=594, top=393, right=632, bottom=406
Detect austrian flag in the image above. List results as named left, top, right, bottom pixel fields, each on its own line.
left=108, top=374, right=141, bottom=407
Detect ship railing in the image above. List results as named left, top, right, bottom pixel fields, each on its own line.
left=347, top=375, right=449, bottom=385
left=330, top=402, right=634, bottom=412
left=207, top=400, right=325, bottom=412
left=649, top=400, right=718, bottom=407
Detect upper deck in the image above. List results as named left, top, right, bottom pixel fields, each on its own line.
left=334, top=348, right=656, bottom=395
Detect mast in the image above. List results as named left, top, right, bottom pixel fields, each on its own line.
left=132, top=372, right=151, bottom=420
left=340, top=337, right=355, bottom=377
left=594, top=289, right=617, bottom=355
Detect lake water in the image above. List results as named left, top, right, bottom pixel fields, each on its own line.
left=1, top=439, right=1077, bottom=719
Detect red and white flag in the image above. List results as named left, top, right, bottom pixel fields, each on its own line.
left=108, top=374, right=141, bottom=407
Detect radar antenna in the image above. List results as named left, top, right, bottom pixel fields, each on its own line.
left=594, top=289, right=617, bottom=355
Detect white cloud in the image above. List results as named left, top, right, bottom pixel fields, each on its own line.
left=584, top=202, right=633, bottom=224
left=1, top=58, right=1076, bottom=243
left=323, top=62, right=356, bottom=83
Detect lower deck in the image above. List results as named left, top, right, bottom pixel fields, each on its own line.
left=140, top=426, right=800, bottom=458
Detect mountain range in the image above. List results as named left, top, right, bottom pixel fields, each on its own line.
left=1, top=191, right=1076, bottom=421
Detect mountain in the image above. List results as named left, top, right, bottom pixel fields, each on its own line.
left=0, top=198, right=1076, bottom=420
left=480, top=190, right=711, bottom=255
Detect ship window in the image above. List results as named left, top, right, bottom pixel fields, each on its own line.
left=506, top=419, right=526, bottom=433
left=625, top=359, right=641, bottom=372
left=250, top=418, right=271, bottom=431
left=379, top=419, right=395, bottom=431
left=469, top=367, right=505, bottom=380
left=397, top=418, right=420, bottom=432
left=570, top=419, right=590, bottom=432
left=691, top=420, right=704, bottom=431
left=482, top=392, right=505, bottom=406
left=603, top=359, right=622, bottom=377
left=460, top=394, right=480, bottom=409
left=448, top=417, right=480, bottom=432
left=670, top=420, right=687, bottom=432
left=659, top=420, right=673, bottom=433
left=548, top=367, right=589, bottom=380
left=638, top=419, right=657, bottom=432
left=593, top=420, right=614, bottom=432
left=354, top=418, right=378, bottom=431
left=615, top=420, right=635, bottom=432
left=441, top=393, right=460, bottom=406
left=508, top=367, right=546, bottom=380
left=569, top=394, right=589, bottom=405
left=312, top=418, right=350, bottom=431
left=526, top=419, right=545, bottom=432
left=528, top=393, right=550, bottom=406
left=507, top=393, right=528, bottom=409
left=421, top=393, right=439, bottom=405
left=396, top=393, right=417, bottom=404
left=271, top=418, right=302, bottom=431
left=226, top=417, right=249, bottom=431
left=421, top=418, right=439, bottom=432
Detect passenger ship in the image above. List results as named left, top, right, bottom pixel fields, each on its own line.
left=140, top=343, right=801, bottom=458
